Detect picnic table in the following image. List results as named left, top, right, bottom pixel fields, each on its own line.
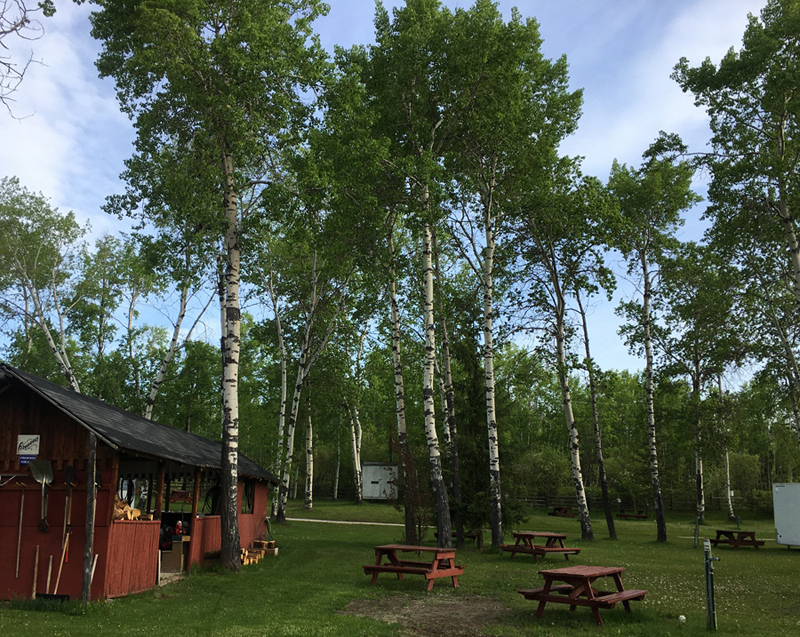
left=617, top=509, right=648, bottom=519
left=548, top=506, right=577, bottom=517
left=434, top=529, right=484, bottom=548
left=363, top=544, right=464, bottom=591
left=518, top=565, right=648, bottom=626
left=501, top=531, right=581, bottom=561
left=709, top=529, right=765, bottom=549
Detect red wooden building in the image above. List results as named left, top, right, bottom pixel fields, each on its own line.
left=0, top=363, right=277, bottom=601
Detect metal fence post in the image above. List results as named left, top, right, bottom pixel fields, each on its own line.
left=704, top=539, right=719, bottom=631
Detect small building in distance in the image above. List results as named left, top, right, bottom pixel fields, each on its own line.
left=362, top=462, right=397, bottom=500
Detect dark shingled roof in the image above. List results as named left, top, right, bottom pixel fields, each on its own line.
left=1, top=363, right=277, bottom=483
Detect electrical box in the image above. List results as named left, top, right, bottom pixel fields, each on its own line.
left=362, top=463, right=397, bottom=500
left=772, top=483, right=800, bottom=546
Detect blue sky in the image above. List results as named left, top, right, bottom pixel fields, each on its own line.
left=0, top=0, right=766, bottom=375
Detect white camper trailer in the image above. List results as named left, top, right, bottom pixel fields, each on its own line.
left=772, top=483, right=800, bottom=546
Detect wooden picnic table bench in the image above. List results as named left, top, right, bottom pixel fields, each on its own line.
left=518, top=564, right=648, bottom=626
left=434, top=529, right=484, bottom=548
left=501, top=531, right=581, bottom=562
left=363, top=544, right=464, bottom=591
left=617, top=509, right=648, bottom=519
left=548, top=506, right=577, bottom=517
left=709, top=529, right=764, bottom=549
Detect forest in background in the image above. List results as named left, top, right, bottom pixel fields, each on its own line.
left=2, top=0, right=800, bottom=566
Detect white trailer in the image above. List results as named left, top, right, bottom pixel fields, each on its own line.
left=772, top=483, right=800, bottom=547
left=362, top=462, right=397, bottom=500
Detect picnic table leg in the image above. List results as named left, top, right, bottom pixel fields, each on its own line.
left=535, top=581, right=553, bottom=619
left=611, top=573, right=633, bottom=612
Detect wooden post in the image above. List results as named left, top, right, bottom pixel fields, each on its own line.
left=146, top=473, right=153, bottom=513
left=154, top=462, right=165, bottom=520
left=82, top=432, right=97, bottom=606
left=165, top=472, right=172, bottom=513
left=108, top=455, right=120, bottom=525
left=188, top=467, right=201, bottom=572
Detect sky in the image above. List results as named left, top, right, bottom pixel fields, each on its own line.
left=0, top=0, right=767, bottom=374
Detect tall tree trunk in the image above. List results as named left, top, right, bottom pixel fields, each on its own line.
left=389, top=234, right=417, bottom=544
left=576, top=291, right=616, bottom=539
left=554, top=291, right=593, bottom=541
left=305, top=395, right=313, bottom=510
left=348, top=402, right=363, bottom=504
left=219, top=154, right=241, bottom=571
left=692, top=359, right=705, bottom=523
left=432, top=230, right=463, bottom=548
left=266, top=270, right=288, bottom=518
left=482, top=216, right=502, bottom=549
left=422, top=222, right=451, bottom=547
left=724, top=448, right=735, bottom=519
left=333, top=412, right=341, bottom=501
left=81, top=433, right=97, bottom=605
left=642, top=255, right=667, bottom=542
left=275, top=359, right=305, bottom=524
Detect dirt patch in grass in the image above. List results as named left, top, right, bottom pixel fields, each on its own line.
left=341, top=594, right=514, bottom=636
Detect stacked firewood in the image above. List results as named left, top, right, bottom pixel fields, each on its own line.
left=241, top=540, right=277, bottom=565
left=113, top=495, right=142, bottom=520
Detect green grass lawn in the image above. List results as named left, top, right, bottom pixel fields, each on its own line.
left=1, top=501, right=797, bottom=636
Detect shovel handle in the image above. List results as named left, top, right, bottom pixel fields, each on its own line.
left=15, top=487, right=24, bottom=578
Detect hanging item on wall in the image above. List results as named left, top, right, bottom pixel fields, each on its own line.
left=17, top=434, right=40, bottom=466
left=29, top=460, right=53, bottom=531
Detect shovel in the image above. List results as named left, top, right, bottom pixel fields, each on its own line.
left=29, top=460, right=53, bottom=532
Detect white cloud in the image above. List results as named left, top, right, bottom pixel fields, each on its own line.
left=0, top=4, right=134, bottom=236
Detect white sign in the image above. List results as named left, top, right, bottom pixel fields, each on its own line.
left=17, top=434, right=40, bottom=456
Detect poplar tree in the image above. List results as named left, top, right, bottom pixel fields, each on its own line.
left=90, top=0, right=327, bottom=570
left=610, top=135, right=700, bottom=543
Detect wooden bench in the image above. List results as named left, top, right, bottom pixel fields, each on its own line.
left=501, top=542, right=537, bottom=556
left=501, top=543, right=580, bottom=561
left=548, top=506, right=576, bottom=517
left=434, top=529, right=484, bottom=549
left=709, top=529, right=764, bottom=549
left=519, top=586, right=647, bottom=608
left=518, top=584, right=574, bottom=598
left=617, top=509, right=647, bottom=519
left=170, top=489, right=192, bottom=503
left=534, top=546, right=581, bottom=560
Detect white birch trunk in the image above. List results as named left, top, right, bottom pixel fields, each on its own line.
left=482, top=213, right=502, bottom=549
left=266, top=271, right=288, bottom=518
left=642, top=253, right=667, bottom=542
left=333, top=413, right=341, bottom=500
left=389, top=233, right=417, bottom=543
left=305, top=399, right=313, bottom=510
left=219, top=153, right=242, bottom=571
left=348, top=403, right=363, bottom=504
left=422, top=222, right=451, bottom=547
left=576, top=290, right=616, bottom=539
left=724, top=448, right=735, bottom=519
left=276, top=359, right=304, bottom=523
left=554, top=285, right=593, bottom=541
left=692, top=363, right=705, bottom=523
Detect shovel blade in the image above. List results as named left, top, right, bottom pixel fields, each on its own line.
left=29, top=460, right=54, bottom=485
